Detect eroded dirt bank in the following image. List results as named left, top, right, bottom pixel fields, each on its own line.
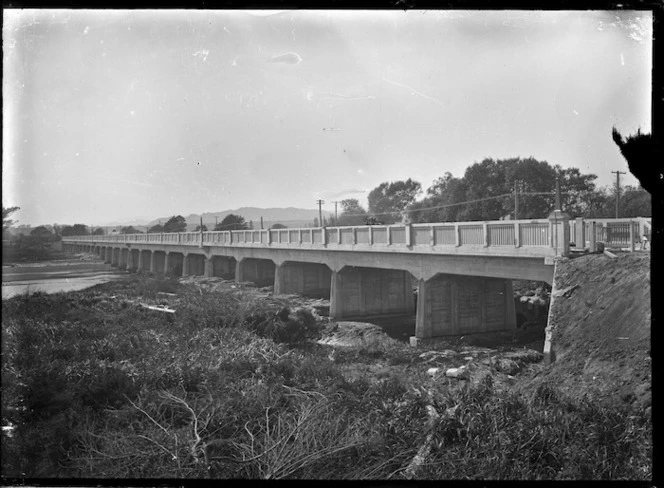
left=538, top=252, right=651, bottom=411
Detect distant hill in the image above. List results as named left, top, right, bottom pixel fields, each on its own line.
left=146, top=207, right=333, bottom=230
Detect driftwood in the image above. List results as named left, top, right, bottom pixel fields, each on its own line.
left=403, top=398, right=459, bottom=479
left=603, top=249, right=618, bottom=259
left=138, top=303, right=176, bottom=314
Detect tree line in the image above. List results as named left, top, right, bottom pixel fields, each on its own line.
left=332, top=157, right=650, bottom=226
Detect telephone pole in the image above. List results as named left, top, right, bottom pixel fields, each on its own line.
left=513, top=180, right=520, bottom=220
left=316, top=199, right=325, bottom=227
left=611, top=171, right=626, bottom=218
left=332, top=201, right=339, bottom=222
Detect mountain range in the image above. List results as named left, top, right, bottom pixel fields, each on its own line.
left=102, top=207, right=333, bottom=230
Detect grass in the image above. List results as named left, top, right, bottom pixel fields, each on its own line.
left=0, top=274, right=652, bottom=480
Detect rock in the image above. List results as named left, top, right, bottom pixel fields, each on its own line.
left=427, top=367, right=441, bottom=376
left=445, top=366, right=469, bottom=379
left=503, top=349, right=543, bottom=363
left=494, top=358, right=521, bottom=375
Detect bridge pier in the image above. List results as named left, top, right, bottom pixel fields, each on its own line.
left=414, top=274, right=516, bottom=338
left=137, top=250, right=145, bottom=272
left=329, top=266, right=415, bottom=319
left=111, top=248, right=120, bottom=267
left=204, top=257, right=214, bottom=277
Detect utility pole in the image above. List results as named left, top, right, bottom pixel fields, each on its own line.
left=215, top=216, right=218, bottom=229
left=611, top=170, right=626, bottom=218
left=260, top=216, right=264, bottom=230
left=513, top=180, right=520, bottom=220
left=316, top=199, right=325, bottom=227
left=332, top=201, right=339, bottom=222
left=555, top=174, right=562, bottom=211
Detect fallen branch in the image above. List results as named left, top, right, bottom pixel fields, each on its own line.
left=603, top=249, right=618, bottom=259
left=403, top=397, right=459, bottom=479
left=139, top=303, right=176, bottom=314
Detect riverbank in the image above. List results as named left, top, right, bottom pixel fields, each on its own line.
left=1, top=265, right=651, bottom=480
left=1, top=255, right=127, bottom=299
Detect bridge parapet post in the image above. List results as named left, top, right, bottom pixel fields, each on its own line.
left=548, top=210, right=570, bottom=257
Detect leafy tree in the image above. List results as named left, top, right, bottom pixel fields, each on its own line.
left=556, top=167, right=599, bottom=218
left=92, top=227, right=105, bottom=235
left=337, top=199, right=368, bottom=226
left=368, top=179, right=422, bottom=224
left=194, top=224, right=208, bottom=231
left=215, top=214, right=247, bottom=231
left=3, top=206, right=20, bottom=234
left=270, top=223, right=287, bottom=229
left=407, top=158, right=599, bottom=223
left=30, top=226, right=53, bottom=238
left=120, top=226, right=143, bottom=234
left=612, top=127, right=662, bottom=195
left=409, top=173, right=467, bottom=223
left=148, top=224, right=164, bottom=233
left=163, top=216, right=187, bottom=233
left=61, top=224, right=89, bottom=236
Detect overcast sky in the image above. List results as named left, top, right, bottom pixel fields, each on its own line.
left=3, top=9, right=652, bottom=226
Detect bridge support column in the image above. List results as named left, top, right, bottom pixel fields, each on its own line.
left=274, top=264, right=285, bottom=295
left=235, top=259, right=244, bottom=282
left=204, top=258, right=214, bottom=277
left=111, top=248, right=119, bottom=267
left=150, top=252, right=157, bottom=273
left=164, top=252, right=171, bottom=275
left=414, top=274, right=516, bottom=339
left=137, top=251, right=144, bottom=272
left=182, top=254, right=191, bottom=277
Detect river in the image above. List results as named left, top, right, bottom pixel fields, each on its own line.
left=2, top=257, right=129, bottom=299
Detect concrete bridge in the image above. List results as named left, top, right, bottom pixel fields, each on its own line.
left=62, top=213, right=648, bottom=341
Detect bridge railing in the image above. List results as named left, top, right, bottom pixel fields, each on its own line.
left=63, top=219, right=554, bottom=253
left=569, top=217, right=651, bottom=250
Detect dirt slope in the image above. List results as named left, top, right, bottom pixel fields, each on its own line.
left=542, top=252, right=651, bottom=411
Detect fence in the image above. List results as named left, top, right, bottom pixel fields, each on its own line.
left=569, top=217, right=651, bottom=250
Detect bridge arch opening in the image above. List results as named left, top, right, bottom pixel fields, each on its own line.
left=183, top=253, right=206, bottom=276
left=151, top=250, right=167, bottom=274
left=237, top=258, right=275, bottom=287
left=165, top=252, right=184, bottom=277
left=210, top=256, right=236, bottom=280
left=275, top=261, right=332, bottom=299
left=330, top=266, right=415, bottom=325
